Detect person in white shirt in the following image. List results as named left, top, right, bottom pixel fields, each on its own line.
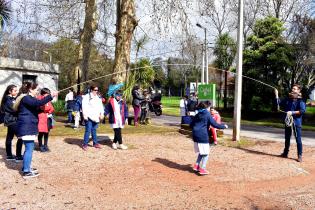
left=180, top=95, right=188, bottom=124
left=65, top=88, right=75, bottom=123
left=81, top=85, right=104, bottom=151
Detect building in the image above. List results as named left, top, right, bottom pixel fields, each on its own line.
left=0, top=57, right=59, bottom=98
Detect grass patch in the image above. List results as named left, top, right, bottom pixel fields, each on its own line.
left=219, top=137, right=256, bottom=148
left=163, top=107, right=180, bottom=117
left=0, top=121, right=177, bottom=139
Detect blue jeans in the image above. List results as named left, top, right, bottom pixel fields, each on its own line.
left=284, top=125, right=302, bottom=156
left=83, top=119, right=99, bottom=146
left=22, top=141, right=35, bottom=172
left=196, top=154, right=209, bottom=169
left=67, top=111, right=73, bottom=123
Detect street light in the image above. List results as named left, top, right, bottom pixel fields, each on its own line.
left=196, top=23, right=208, bottom=84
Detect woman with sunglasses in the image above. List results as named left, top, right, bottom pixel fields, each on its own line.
left=81, top=85, right=104, bottom=151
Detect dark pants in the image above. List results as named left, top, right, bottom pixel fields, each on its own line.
left=38, top=132, right=49, bottom=147
left=133, top=105, right=141, bottom=125
left=5, top=124, right=23, bottom=157
left=140, top=108, right=148, bottom=123
left=67, top=111, right=73, bottom=123
left=284, top=125, right=302, bottom=156
left=113, top=128, right=122, bottom=144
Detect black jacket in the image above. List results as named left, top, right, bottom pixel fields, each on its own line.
left=132, top=89, right=144, bottom=106
left=2, top=96, right=18, bottom=127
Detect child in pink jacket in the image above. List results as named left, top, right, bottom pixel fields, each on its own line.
left=209, top=107, right=221, bottom=145
left=37, top=88, right=54, bottom=152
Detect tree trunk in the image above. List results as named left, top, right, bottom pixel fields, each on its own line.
left=74, top=0, right=98, bottom=92
left=112, top=0, right=138, bottom=84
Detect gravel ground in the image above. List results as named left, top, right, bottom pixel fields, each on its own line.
left=0, top=131, right=315, bottom=210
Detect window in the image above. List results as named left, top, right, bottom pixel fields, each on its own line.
left=22, top=74, right=37, bottom=84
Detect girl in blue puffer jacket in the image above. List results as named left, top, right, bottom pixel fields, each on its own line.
left=190, top=101, right=228, bottom=175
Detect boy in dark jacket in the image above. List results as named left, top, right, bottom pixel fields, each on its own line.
left=275, top=84, right=306, bottom=162
left=190, top=101, right=228, bottom=175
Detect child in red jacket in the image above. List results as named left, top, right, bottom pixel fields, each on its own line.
left=209, top=107, right=221, bottom=145
left=37, top=88, right=54, bottom=152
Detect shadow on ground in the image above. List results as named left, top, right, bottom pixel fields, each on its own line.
left=235, top=147, right=297, bottom=161
left=0, top=147, right=22, bottom=172
left=152, top=158, right=195, bottom=173
left=64, top=136, right=113, bottom=148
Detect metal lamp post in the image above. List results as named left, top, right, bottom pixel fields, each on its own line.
left=196, top=23, right=208, bottom=84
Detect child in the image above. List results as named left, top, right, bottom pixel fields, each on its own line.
left=73, top=92, right=83, bottom=129
left=209, top=107, right=221, bottom=145
left=190, top=101, right=228, bottom=175
left=37, top=88, right=55, bottom=152
left=140, top=89, right=150, bottom=125
left=105, top=91, right=129, bottom=150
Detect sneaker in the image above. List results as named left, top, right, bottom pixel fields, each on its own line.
left=193, top=164, right=199, bottom=172
left=112, top=143, right=117, bottom=150
left=23, top=171, right=40, bottom=179
left=118, top=144, right=128, bottom=150
left=39, top=146, right=46, bottom=152
left=44, top=146, right=50, bottom=152
left=6, top=155, right=16, bottom=161
left=199, top=168, right=210, bottom=175
left=214, top=141, right=218, bottom=145
left=280, top=153, right=288, bottom=158
left=82, top=144, right=88, bottom=151
left=15, top=156, right=23, bottom=163
left=22, top=168, right=38, bottom=173
left=94, top=144, right=102, bottom=149
left=297, top=155, right=302, bottom=162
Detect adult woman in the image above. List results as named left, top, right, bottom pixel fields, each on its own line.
left=132, top=85, right=143, bottom=126
left=81, top=85, right=104, bottom=151
left=14, top=82, right=57, bottom=179
left=0, top=85, right=23, bottom=162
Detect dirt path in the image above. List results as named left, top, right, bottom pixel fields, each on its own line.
left=0, top=132, right=315, bottom=209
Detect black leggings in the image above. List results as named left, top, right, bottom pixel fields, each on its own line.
left=38, top=132, right=49, bottom=147
left=113, top=128, right=122, bottom=144
left=5, top=125, right=23, bottom=157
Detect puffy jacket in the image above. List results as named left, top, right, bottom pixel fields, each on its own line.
left=190, top=109, right=226, bottom=143
left=73, top=95, right=83, bottom=112
left=16, top=94, right=53, bottom=137
left=2, top=96, right=18, bottom=126
left=37, top=95, right=54, bottom=133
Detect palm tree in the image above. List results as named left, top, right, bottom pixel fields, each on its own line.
left=0, top=0, right=11, bottom=31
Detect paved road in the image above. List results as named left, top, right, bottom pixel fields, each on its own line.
left=151, top=115, right=315, bottom=146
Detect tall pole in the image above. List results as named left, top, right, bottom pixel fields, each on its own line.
left=201, top=44, right=205, bottom=84
left=232, top=0, right=244, bottom=141
left=205, top=29, right=209, bottom=84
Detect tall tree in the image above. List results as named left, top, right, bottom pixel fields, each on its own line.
left=243, top=16, right=294, bottom=110
left=213, top=33, right=236, bottom=109
left=0, top=0, right=11, bottom=32
left=111, top=0, right=137, bottom=84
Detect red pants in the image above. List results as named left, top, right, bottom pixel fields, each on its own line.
left=210, top=127, right=217, bottom=142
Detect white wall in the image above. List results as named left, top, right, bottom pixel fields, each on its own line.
left=0, top=57, right=59, bottom=101
left=310, top=89, right=315, bottom=101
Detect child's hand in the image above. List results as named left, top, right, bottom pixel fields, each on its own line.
left=51, top=91, right=58, bottom=98
left=224, top=124, right=228, bottom=129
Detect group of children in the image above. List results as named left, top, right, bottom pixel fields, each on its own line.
left=0, top=82, right=57, bottom=179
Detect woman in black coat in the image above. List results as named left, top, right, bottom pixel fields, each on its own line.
left=0, top=85, right=23, bottom=162
left=132, top=85, right=144, bottom=126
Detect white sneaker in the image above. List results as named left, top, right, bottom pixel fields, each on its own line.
left=112, top=143, right=117, bottom=150
left=118, top=144, right=128, bottom=150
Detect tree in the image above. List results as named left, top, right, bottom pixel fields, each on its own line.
left=243, top=16, right=294, bottom=110
left=0, top=0, right=11, bottom=32
left=111, top=0, right=137, bottom=84
left=213, top=33, right=236, bottom=109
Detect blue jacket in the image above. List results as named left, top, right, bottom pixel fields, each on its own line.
left=190, top=109, right=226, bottom=143
left=16, top=95, right=53, bottom=137
left=105, top=97, right=128, bottom=124
left=73, top=95, right=83, bottom=112
left=276, top=98, right=306, bottom=126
